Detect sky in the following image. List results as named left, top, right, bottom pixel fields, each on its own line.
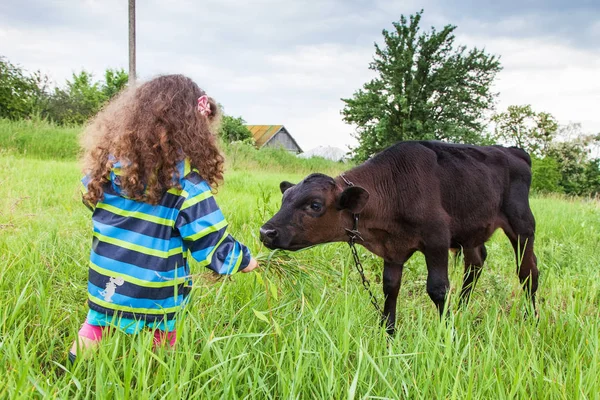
left=1, top=0, right=599, bottom=152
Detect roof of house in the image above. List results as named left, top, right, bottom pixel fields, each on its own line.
left=245, top=125, right=303, bottom=152
left=246, top=125, right=284, bottom=147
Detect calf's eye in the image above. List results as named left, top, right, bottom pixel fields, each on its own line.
left=310, top=201, right=322, bottom=212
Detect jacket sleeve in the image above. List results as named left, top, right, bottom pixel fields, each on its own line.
left=175, top=184, right=251, bottom=275
left=80, top=175, right=95, bottom=212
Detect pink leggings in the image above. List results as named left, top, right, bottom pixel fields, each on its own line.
left=78, top=321, right=177, bottom=348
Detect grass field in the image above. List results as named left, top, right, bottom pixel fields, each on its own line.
left=1, top=121, right=600, bottom=399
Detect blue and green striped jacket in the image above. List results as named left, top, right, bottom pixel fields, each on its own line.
left=81, top=159, right=251, bottom=323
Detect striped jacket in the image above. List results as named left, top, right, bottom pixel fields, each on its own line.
left=81, top=159, right=251, bottom=322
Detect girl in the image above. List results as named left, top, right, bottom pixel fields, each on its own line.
left=69, top=74, right=258, bottom=362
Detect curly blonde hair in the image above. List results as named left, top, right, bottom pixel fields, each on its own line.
left=81, top=74, right=223, bottom=205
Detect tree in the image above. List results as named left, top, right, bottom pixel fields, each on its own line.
left=45, top=71, right=105, bottom=125
left=531, top=157, right=562, bottom=193
left=492, top=108, right=600, bottom=195
left=342, top=10, right=502, bottom=161
left=547, top=132, right=600, bottom=196
left=219, top=115, right=253, bottom=144
left=0, top=56, right=46, bottom=119
left=0, top=56, right=128, bottom=124
left=102, top=68, right=129, bottom=99
left=581, top=159, right=600, bottom=196
left=491, top=105, right=558, bottom=157
left=44, top=69, right=128, bottom=125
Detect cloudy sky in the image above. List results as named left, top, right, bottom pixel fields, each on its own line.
left=1, top=0, right=599, bottom=151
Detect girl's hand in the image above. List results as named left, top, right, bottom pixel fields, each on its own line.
left=242, top=258, right=259, bottom=273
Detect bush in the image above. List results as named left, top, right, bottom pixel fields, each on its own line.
left=531, top=156, right=562, bottom=194
left=548, top=137, right=600, bottom=196
left=581, top=159, right=600, bottom=196
left=44, top=70, right=128, bottom=125
left=0, top=56, right=47, bottom=120
left=220, top=115, right=253, bottom=144
left=0, top=55, right=128, bottom=125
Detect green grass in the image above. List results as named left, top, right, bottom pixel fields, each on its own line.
left=1, top=150, right=599, bottom=398
left=0, top=118, right=82, bottom=160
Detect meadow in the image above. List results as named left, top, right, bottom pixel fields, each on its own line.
left=0, top=119, right=599, bottom=399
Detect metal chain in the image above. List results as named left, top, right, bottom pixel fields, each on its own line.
left=347, top=230, right=385, bottom=319
left=340, top=172, right=385, bottom=319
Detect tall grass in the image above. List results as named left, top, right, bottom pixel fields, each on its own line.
left=1, top=152, right=599, bottom=398
left=222, top=141, right=348, bottom=176
left=0, top=118, right=81, bottom=160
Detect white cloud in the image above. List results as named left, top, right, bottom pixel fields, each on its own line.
left=0, top=25, right=127, bottom=87
left=460, top=34, right=600, bottom=135
left=285, top=107, right=358, bottom=152
left=221, top=43, right=374, bottom=149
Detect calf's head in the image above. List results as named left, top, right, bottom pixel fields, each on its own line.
left=260, top=173, right=369, bottom=250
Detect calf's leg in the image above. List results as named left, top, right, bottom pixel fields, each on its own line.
left=505, top=229, right=538, bottom=314
left=458, top=245, right=487, bottom=307
left=423, top=246, right=450, bottom=318
left=503, top=190, right=539, bottom=315
left=381, top=261, right=404, bottom=335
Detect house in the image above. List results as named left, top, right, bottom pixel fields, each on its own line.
left=245, top=125, right=303, bottom=154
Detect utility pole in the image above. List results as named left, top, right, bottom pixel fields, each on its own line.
left=128, top=0, right=136, bottom=84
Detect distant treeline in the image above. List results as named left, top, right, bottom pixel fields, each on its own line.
left=1, top=56, right=128, bottom=125
left=0, top=55, right=254, bottom=142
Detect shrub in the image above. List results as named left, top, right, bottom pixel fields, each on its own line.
left=531, top=156, right=562, bottom=194
left=220, top=115, right=253, bottom=144
left=0, top=56, right=46, bottom=120
left=44, top=70, right=128, bottom=125
left=548, top=137, right=600, bottom=196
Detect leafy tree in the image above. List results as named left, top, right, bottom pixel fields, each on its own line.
left=45, top=71, right=105, bottom=125
left=548, top=133, right=600, bottom=196
left=0, top=56, right=129, bottom=125
left=531, top=156, right=562, bottom=193
left=0, top=56, right=46, bottom=119
left=102, top=68, right=128, bottom=99
left=580, top=158, right=600, bottom=196
left=342, top=10, right=502, bottom=161
left=493, top=108, right=599, bottom=196
left=492, top=105, right=558, bottom=157
left=45, top=69, right=128, bottom=125
left=219, top=115, right=253, bottom=144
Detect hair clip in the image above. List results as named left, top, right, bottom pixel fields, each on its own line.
left=197, top=95, right=211, bottom=116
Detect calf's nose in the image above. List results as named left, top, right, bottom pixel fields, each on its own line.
left=259, top=227, right=278, bottom=243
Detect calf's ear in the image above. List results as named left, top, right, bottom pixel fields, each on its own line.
left=280, top=181, right=295, bottom=194
left=337, top=186, right=369, bottom=214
